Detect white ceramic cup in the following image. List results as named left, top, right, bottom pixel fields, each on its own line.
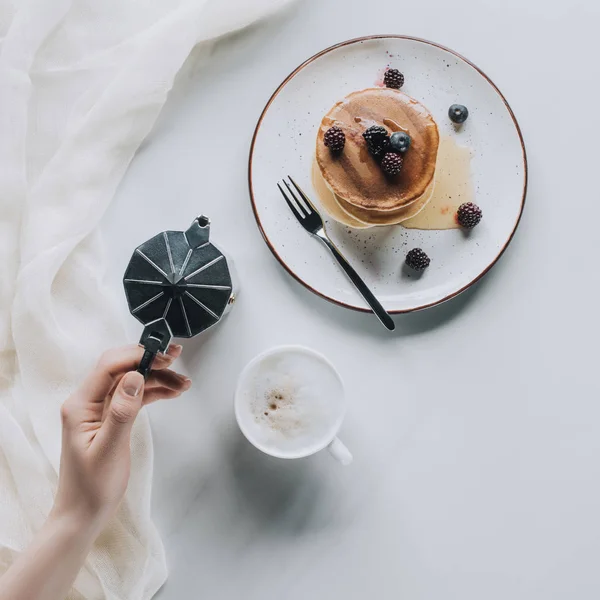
left=234, top=345, right=352, bottom=465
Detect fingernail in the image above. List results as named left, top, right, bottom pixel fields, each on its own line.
left=167, top=344, right=183, bottom=356
left=123, top=372, right=144, bottom=397
left=177, top=375, right=192, bottom=388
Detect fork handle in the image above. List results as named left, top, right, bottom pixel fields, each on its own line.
left=318, top=234, right=395, bottom=331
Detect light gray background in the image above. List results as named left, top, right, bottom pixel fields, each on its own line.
left=101, top=0, right=600, bottom=598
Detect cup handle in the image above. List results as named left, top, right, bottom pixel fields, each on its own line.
left=327, top=437, right=353, bottom=465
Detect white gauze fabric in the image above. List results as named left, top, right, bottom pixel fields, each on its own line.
left=0, top=0, right=296, bottom=598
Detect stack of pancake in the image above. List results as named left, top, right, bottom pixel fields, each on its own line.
left=315, top=88, right=440, bottom=228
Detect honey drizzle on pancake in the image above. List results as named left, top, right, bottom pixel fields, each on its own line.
left=382, top=118, right=409, bottom=133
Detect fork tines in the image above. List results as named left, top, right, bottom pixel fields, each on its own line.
left=277, top=176, right=323, bottom=233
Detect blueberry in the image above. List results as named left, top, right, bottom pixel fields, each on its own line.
left=449, top=104, right=469, bottom=124
left=389, top=131, right=411, bottom=153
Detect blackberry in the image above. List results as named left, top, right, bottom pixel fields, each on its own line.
left=384, top=68, right=405, bottom=89
left=323, top=125, right=346, bottom=152
left=363, top=125, right=389, bottom=157
left=449, top=104, right=469, bottom=124
left=405, top=248, right=430, bottom=271
left=381, top=152, right=403, bottom=176
left=389, top=131, right=411, bottom=153
left=456, top=202, right=482, bottom=228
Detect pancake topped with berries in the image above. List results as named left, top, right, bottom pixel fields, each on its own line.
left=316, top=88, right=439, bottom=221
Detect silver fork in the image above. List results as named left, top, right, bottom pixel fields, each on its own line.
left=277, top=176, right=395, bottom=331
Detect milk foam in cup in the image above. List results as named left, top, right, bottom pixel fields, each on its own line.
left=235, top=346, right=352, bottom=464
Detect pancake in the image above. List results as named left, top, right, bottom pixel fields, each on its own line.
left=316, top=88, right=439, bottom=214
left=311, top=160, right=370, bottom=229
left=313, top=159, right=436, bottom=228
left=335, top=179, right=436, bottom=226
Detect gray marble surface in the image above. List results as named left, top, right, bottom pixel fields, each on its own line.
left=100, top=0, right=600, bottom=597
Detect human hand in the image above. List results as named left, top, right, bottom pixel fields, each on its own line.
left=52, top=344, right=191, bottom=532
left=0, top=345, right=190, bottom=600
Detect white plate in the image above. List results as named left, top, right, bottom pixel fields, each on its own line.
left=249, top=36, right=527, bottom=313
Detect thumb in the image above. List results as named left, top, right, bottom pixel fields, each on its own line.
left=102, top=371, right=145, bottom=445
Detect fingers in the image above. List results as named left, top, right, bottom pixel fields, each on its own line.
left=143, top=370, right=191, bottom=405
left=98, top=371, right=145, bottom=447
left=143, top=386, right=186, bottom=405
left=147, top=368, right=191, bottom=391
left=99, top=343, right=182, bottom=376
left=78, top=344, right=183, bottom=404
